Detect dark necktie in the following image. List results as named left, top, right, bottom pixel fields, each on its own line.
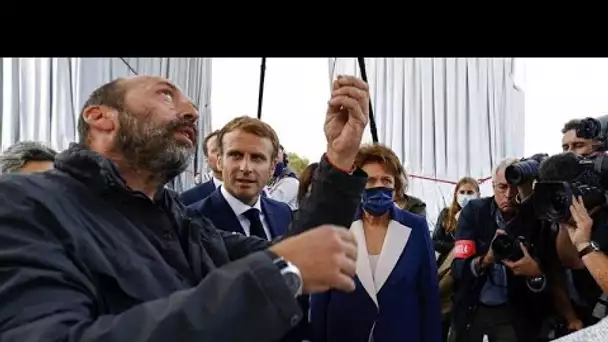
left=243, top=208, right=267, bottom=239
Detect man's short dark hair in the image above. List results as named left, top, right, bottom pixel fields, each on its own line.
left=562, top=119, right=583, bottom=134
left=538, top=152, right=583, bottom=183
left=202, top=130, right=220, bottom=157
left=217, top=116, right=280, bottom=159
left=77, top=78, right=126, bottom=145
left=0, top=141, right=57, bottom=174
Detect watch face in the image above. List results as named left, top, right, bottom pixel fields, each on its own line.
left=591, top=241, right=600, bottom=250
left=284, top=272, right=302, bottom=295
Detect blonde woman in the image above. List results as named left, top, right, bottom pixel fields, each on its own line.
left=432, top=177, right=480, bottom=342
left=433, top=177, right=481, bottom=265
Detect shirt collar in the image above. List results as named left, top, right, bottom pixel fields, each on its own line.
left=220, top=185, right=262, bottom=216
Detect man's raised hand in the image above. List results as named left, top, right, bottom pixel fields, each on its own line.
left=324, top=75, right=370, bottom=171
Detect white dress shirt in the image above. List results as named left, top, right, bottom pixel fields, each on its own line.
left=267, top=177, right=299, bottom=210
left=220, top=186, right=271, bottom=239
left=202, top=172, right=223, bottom=189
left=212, top=176, right=222, bottom=189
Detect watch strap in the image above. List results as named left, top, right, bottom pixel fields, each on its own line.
left=578, top=243, right=598, bottom=259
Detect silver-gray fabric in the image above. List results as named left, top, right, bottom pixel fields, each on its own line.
left=329, top=58, right=525, bottom=229
left=0, top=57, right=212, bottom=192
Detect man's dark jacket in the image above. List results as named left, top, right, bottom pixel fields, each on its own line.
left=451, top=196, right=555, bottom=342
left=0, top=144, right=367, bottom=342
left=403, top=194, right=427, bottom=217
left=180, top=178, right=217, bottom=206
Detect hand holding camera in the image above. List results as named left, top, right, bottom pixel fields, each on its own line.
left=489, top=228, right=543, bottom=277
left=474, top=230, right=504, bottom=271
left=501, top=242, right=543, bottom=277
left=564, top=195, right=594, bottom=250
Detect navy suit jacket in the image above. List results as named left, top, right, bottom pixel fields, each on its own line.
left=188, top=188, right=292, bottom=240
left=187, top=187, right=307, bottom=342
left=179, top=180, right=216, bottom=206
left=311, top=205, right=442, bottom=342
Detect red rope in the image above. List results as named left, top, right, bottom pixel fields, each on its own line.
left=409, top=174, right=492, bottom=185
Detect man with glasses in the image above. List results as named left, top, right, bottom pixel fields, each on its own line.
left=450, top=158, right=555, bottom=342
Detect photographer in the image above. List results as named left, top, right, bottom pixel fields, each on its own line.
left=450, top=158, right=555, bottom=342
left=536, top=152, right=608, bottom=327
left=561, top=118, right=604, bottom=156
left=561, top=119, right=602, bottom=155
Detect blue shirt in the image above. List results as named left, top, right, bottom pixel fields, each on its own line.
left=469, top=210, right=509, bottom=305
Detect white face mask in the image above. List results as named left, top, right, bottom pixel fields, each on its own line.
left=457, top=193, right=478, bottom=208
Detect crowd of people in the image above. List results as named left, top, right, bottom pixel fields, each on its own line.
left=0, top=74, right=606, bottom=342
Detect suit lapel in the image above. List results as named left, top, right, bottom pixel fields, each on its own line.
left=210, top=190, right=245, bottom=235
left=374, top=220, right=411, bottom=291
left=351, top=220, right=378, bottom=307
left=261, top=198, right=278, bottom=239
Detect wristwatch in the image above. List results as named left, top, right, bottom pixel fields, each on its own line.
left=578, top=241, right=600, bottom=259
left=267, top=252, right=303, bottom=297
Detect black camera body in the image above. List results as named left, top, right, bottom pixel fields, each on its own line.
left=491, top=234, right=526, bottom=262
left=534, top=153, right=608, bottom=222
left=576, top=115, right=608, bottom=151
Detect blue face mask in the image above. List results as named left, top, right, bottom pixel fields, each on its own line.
left=362, top=187, right=395, bottom=216
left=273, top=162, right=285, bottom=178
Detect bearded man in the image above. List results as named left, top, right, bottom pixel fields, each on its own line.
left=0, top=75, right=371, bottom=342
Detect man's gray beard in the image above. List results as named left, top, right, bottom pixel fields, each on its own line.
left=146, top=144, right=193, bottom=183
left=115, top=113, right=194, bottom=184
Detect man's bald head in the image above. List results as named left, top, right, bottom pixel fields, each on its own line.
left=78, top=75, right=199, bottom=182
left=78, top=78, right=126, bottom=145
left=77, top=76, right=190, bottom=145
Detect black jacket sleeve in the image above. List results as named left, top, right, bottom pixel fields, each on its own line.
left=219, top=154, right=367, bottom=257
left=286, top=154, right=367, bottom=236
left=432, top=208, right=454, bottom=254
left=0, top=179, right=301, bottom=342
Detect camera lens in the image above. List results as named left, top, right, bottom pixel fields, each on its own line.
left=491, top=235, right=514, bottom=261
left=491, top=234, right=524, bottom=262
left=505, top=160, right=540, bottom=186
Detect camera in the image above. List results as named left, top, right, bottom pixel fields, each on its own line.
left=491, top=234, right=525, bottom=262
left=505, top=154, right=549, bottom=186
left=576, top=115, right=608, bottom=152
left=534, top=153, right=608, bottom=222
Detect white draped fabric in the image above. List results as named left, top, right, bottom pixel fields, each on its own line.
left=329, top=58, right=525, bottom=228
left=0, top=58, right=212, bottom=192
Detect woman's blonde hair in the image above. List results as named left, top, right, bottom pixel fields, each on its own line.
left=443, top=177, right=480, bottom=233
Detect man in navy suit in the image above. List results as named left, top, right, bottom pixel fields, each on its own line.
left=189, top=116, right=302, bottom=341
left=180, top=130, right=223, bottom=205
left=189, top=117, right=292, bottom=240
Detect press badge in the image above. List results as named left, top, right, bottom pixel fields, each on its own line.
left=454, top=240, right=476, bottom=259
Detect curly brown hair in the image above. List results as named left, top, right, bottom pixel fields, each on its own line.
left=443, top=177, right=480, bottom=233
left=354, top=143, right=406, bottom=204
